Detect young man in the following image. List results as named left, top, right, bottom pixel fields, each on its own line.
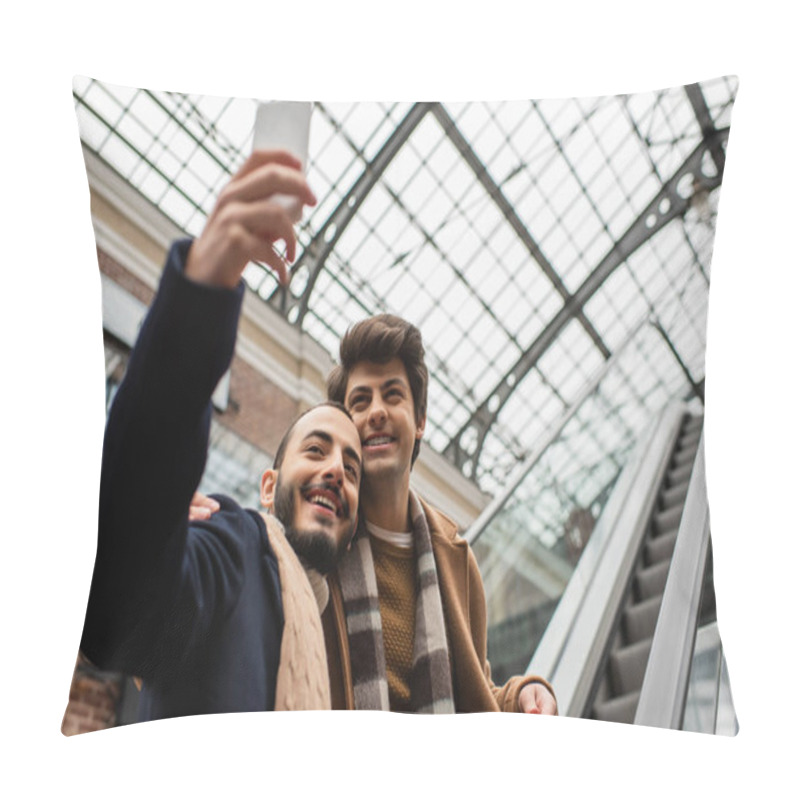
left=325, top=315, right=558, bottom=714
left=78, top=149, right=362, bottom=719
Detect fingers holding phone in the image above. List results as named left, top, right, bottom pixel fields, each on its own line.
left=186, top=102, right=315, bottom=289
left=252, top=101, right=312, bottom=224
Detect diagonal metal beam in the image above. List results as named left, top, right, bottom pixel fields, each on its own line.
left=268, top=102, right=434, bottom=325
left=430, top=103, right=611, bottom=361
left=444, top=126, right=729, bottom=475
left=651, top=319, right=705, bottom=403
left=685, top=83, right=727, bottom=178
left=622, top=91, right=711, bottom=289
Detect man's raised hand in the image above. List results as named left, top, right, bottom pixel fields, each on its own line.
left=185, top=149, right=317, bottom=289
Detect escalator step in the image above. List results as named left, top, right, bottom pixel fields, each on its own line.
left=678, top=425, right=702, bottom=449
left=593, top=690, right=640, bottom=725
left=623, top=595, right=662, bottom=643
left=660, top=480, right=690, bottom=511
left=645, top=530, right=678, bottom=566
left=672, top=444, right=698, bottom=469
left=666, top=459, right=694, bottom=488
left=636, top=559, right=670, bottom=600
left=653, top=503, right=683, bottom=536
left=682, top=415, right=704, bottom=435
left=610, top=637, right=652, bottom=696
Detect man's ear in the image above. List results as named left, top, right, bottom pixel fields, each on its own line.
left=415, top=412, right=426, bottom=441
left=260, top=469, right=278, bottom=511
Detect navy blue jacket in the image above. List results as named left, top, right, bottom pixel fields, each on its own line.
left=80, top=241, right=284, bottom=720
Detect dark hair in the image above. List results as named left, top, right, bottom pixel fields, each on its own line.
left=327, top=314, right=428, bottom=466
left=272, top=400, right=353, bottom=469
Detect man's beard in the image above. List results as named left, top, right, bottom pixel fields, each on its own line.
left=273, top=477, right=355, bottom=574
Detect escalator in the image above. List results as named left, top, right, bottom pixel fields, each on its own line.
left=588, top=413, right=711, bottom=724
left=515, top=401, right=736, bottom=733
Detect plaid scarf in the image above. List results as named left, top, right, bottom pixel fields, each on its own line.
left=337, top=490, right=456, bottom=713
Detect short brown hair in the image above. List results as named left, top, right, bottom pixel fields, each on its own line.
left=327, top=314, right=428, bottom=466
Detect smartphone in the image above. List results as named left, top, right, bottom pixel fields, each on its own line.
left=252, top=101, right=313, bottom=223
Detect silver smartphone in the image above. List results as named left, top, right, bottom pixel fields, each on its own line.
left=252, top=101, right=313, bottom=223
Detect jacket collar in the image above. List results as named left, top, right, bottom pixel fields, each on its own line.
left=418, top=495, right=463, bottom=546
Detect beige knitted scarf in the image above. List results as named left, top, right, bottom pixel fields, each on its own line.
left=262, top=514, right=332, bottom=711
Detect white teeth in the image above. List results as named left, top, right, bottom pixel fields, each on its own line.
left=307, top=493, right=337, bottom=513
left=366, top=436, right=392, bottom=446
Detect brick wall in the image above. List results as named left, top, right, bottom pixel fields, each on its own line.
left=61, top=654, right=123, bottom=736
left=225, top=356, right=300, bottom=456
left=97, top=248, right=156, bottom=306
left=98, top=245, right=300, bottom=454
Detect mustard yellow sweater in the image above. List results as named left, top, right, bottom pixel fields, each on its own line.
left=370, top=534, right=417, bottom=711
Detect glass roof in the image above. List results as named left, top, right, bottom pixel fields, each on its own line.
left=73, top=75, right=736, bottom=523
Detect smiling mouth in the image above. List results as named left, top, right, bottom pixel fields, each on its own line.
left=364, top=435, right=394, bottom=448
left=302, top=486, right=344, bottom=518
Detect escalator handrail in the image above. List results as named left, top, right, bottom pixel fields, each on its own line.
left=635, top=427, right=710, bottom=729
left=526, top=402, right=686, bottom=716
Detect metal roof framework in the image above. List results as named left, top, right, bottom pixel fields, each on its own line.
left=73, top=75, right=737, bottom=561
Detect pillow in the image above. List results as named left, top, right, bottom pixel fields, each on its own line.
left=63, top=75, right=738, bottom=736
